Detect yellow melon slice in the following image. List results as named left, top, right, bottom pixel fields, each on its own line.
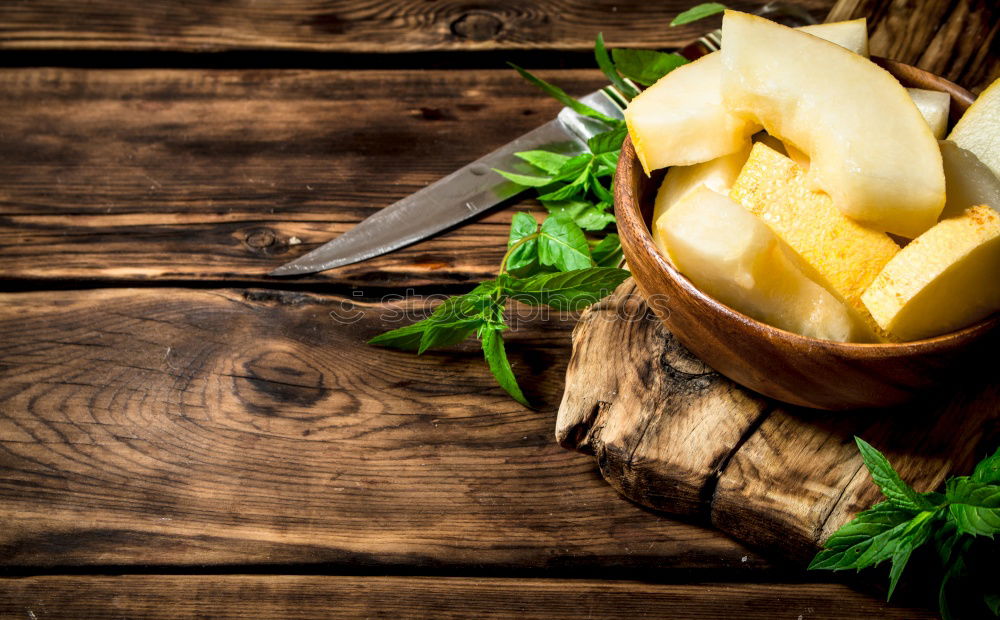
left=861, top=206, right=1000, bottom=341
left=948, top=77, right=1000, bottom=179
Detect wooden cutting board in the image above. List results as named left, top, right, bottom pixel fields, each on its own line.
left=556, top=279, right=1000, bottom=562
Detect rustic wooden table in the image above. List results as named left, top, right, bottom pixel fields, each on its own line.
left=0, top=1, right=995, bottom=618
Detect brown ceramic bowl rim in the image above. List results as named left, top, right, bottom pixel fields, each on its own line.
left=617, top=57, right=1000, bottom=356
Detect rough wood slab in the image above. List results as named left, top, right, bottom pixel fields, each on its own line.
left=828, top=0, right=998, bottom=93
left=0, top=0, right=833, bottom=53
left=0, top=68, right=604, bottom=288
left=558, top=280, right=1000, bottom=562
left=0, top=576, right=937, bottom=619
left=0, top=286, right=771, bottom=571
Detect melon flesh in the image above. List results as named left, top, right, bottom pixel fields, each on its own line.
left=721, top=10, right=945, bottom=238
left=939, top=140, right=1000, bottom=220
left=657, top=186, right=868, bottom=342
left=948, top=77, right=1000, bottom=180
left=625, top=18, right=871, bottom=174
left=729, top=143, right=896, bottom=339
left=651, top=143, right=752, bottom=256
left=799, top=18, right=869, bottom=58
left=861, top=206, right=1000, bottom=341
left=908, top=88, right=950, bottom=139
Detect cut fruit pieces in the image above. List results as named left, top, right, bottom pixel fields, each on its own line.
left=651, top=143, right=752, bottom=255
left=799, top=18, right=869, bottom=58
left=626, top=18, right=871, bottom=174
left=721, top=10, right=946, bottom=238
left=626, top=53, right=758, bottom=174
left=657, top=186, right=870, bottom=342
left=939, top=140, right=1000, bottom=220
left=861, top=206, right=1000, bottom=341
left=729, top=143, right=897, bottom=338
left=908, top=88, right=950, bottom=139
left=948, top=77, right=1000, bottom=179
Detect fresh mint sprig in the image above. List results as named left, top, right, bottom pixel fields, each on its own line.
left=810, top=438, right=1000, bottom=619
left=370, top=21, right=704, bottom=404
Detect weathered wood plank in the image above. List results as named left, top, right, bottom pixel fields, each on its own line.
left=0, top=287, right=769, bottom=570
left=0, top=0, right=834, bottom=53
left=0, top=576, right=937, bottom=619
left=559, top=279, right=1000, bottom=563
left=828, top=0, right=998, bottom=93
left=0, top=68, right=604, bottom=287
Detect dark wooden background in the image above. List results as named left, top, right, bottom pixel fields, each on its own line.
left=0, top=0, right=995, bottom=617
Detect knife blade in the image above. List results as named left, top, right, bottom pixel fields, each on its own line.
left=269, top=91, right=625, bottom=276
left=269, top=2, right=815, bottom=277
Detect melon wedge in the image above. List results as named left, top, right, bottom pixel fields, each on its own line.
left=657, top=186, right=867, bottom=341
left=799, top=18, right=869, bottom=58
left=861, top=206, right=1000, bottom=341
left=721, top=10, right=945, bottom=238
left=625, top=18, right=870, bottom=174
left=730, top=143, right=896, bottom=339
left=908, top=88, right=950, bottom=139
left=948, top=77, right=1000, bottom=179
left=651, top=143, right=752, bottom=256
left=939, top=140, right=1000, bottom=220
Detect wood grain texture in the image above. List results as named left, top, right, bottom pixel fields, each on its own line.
left=0, top=0, right=833, bottom=53
left=0, top=287, right=769, bottom=571
left=559, top=279, right=1000, bottom=561
left=0, top=576, right=938, bottom=619
left=828, top=0, right=998, bottom=93
left=0, top=67, right=604, bottom=288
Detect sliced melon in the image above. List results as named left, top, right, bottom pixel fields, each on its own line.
left=939, top=140, right=1000, bottom=220
left=799, top=18, right=869, bottom=58
left=721, top=10, right=945, bottom=238
left=908, top=88, right=950, bottom=139
left=626, top=18, right=871, bottom=174
left=729, top=143, right=897, bottom=338
left=948, top=77, right=1000, bottom=179
left=651, top=142, right=753, bottom=256
left=861, top=206, right=1000, bottom=341
left=657, top=186, right=871, bottom=342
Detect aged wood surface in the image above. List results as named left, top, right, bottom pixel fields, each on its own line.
left=559, top=280, right=1000, bottom=561
left=0, top=576, right=938, bottom=619
left=0, top=287, right=771, bottom=570
left=828, top=0, right=999, bottom=93
left=0, top=68, right=608, bottom=288
left=0, top=0, right=834, bottom=54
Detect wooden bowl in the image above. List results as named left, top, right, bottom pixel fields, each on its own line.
left=614, top=58, right=1000, bottom=410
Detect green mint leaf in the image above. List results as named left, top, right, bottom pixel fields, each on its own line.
left=509, top=63, right=619, bottom=124
left=576, top=206, right=616, bottom=231
left=417, top=318, right=484, bottom=354
left=538, top=213, right=592, bottom=271
left=945, top=477, right=1000, bottom=537
left=886, top=510, right=936, bottom=600
left=536, top=158, right=594, bottom=202
left=589, top=173, right=615, bottom=204
left=808, top=501, right=919, bottom=571
left=610, top=49, right=689, bottom=86
left=494, top=168, right=554, bottom=187
left=480, top=327, right=528, bottom=406
left=591, top=233, right=623, bottom=267
left=552, top=154, right=594, bottom=180
left=670, top=2, right=726, bottom=27
left=986, top=593, right=1000, bottom=616
left=587, top=124, right=628, bottom=155
left=855, top=437, right=935, bottom=511
left=510, top=267, right=630, bottom=310
left=506, top=212, right=540, bottom=276
left=515, top=150, right=572, bottom=175
left=973, top=446, right=1000, bottom=484
left=594, top=33, right=639, bottom=100
left=369, top=282, right=498, bottom=351
left=938, top=537, right=972, bottom=620
left=596, top=150, right=619, bottom=175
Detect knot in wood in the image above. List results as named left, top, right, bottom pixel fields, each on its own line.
left=245, top=228, right=277, bottom=249
left=450, top=11, right=503, bottom=41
